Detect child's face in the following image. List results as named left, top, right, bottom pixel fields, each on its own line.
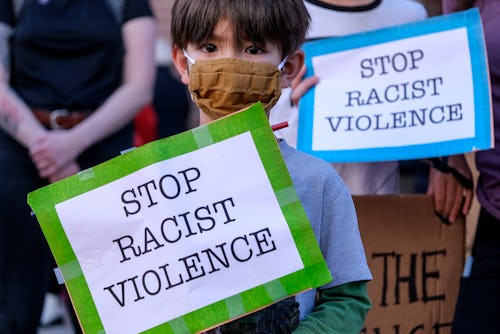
left=172, top=17, right=305, bottom=124
left=184, top=18, right=284, bottom=70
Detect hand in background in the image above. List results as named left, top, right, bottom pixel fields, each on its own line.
left=48, top=161, right=81, bottom=183
left=29, top=130, right=85, bottom=179
left=289, top=65, right=319, bottom=107
left=427, top=154, right=474, bottom=223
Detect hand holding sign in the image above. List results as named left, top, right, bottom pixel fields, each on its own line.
left=290, top=9, right=479, bottom=232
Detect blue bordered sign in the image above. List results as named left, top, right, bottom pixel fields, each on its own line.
left=298, top=9, right=492, bottom=162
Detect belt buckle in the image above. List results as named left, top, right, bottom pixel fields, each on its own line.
left=49, top=109, right=69, bottom=129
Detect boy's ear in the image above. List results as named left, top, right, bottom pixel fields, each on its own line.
left=171, top=45, right=190, bottom=85
left=281, top=49, right=305, bottom=89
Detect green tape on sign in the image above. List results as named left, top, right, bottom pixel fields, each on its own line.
left=275, top=186, right=300, bottom=207
left=264, top=279, right=288, bottom=301
left=226, top=294, right=245, bottom=319
left=27, top=103, right=332, bottom=334
left=77, top=168, right=95, bottom=181
left=59, top=260, right=83, bottom=282
left=192, top=125, right=215, bottom=148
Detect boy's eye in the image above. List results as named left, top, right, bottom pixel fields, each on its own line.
left=201, top=44, right=218, bottom=53
left=245, top=45, right=264, bottom=55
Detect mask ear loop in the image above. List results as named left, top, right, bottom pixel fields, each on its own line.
left=278, top=56, right=288, bottom=71
left=183, top=50, right=196, bottom=65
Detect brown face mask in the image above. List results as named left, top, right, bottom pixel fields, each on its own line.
left=186, top=56, right=285, bottom=120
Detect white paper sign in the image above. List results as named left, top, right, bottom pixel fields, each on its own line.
left=298, top=9, right=492, bottom=162
left=54, top=132, right=304, bottom=334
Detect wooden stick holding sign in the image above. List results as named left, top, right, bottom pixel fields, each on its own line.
left=28, top=103, right=331, bottom=334
left=298, top=9, right=492, bottom=162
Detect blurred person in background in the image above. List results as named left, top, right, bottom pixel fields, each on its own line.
left=0, top=0, right=155, bottom=332
left=270, top=0, right=473, bottom=224
left=442, top=1, right=500, bottom=333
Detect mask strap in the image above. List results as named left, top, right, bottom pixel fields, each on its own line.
left=278, top=56, right=288, bottom=71
left=183, top=50, right=196, bottom=65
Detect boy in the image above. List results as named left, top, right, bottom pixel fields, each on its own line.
left=170, top=0, right=372, bottom=332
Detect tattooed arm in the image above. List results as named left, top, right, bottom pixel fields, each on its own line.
left=0, top=22, right=47, bottom=147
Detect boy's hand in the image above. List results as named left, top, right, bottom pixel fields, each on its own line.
left=426, top=155, right=473, bottom=224
left=290, top=65, right=319, bottom=107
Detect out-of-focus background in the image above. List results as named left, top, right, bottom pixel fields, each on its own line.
left=38, top=1, right=480, bottom=333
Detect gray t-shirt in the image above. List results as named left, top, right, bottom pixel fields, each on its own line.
left=279, top=140, right=372, bottom=318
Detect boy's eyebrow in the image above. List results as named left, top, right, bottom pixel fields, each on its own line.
left=198, top=31, right=243, bottom=49
left=205, top=34, right=224, bottom=43
left=193, top=29, right=222, bottom=44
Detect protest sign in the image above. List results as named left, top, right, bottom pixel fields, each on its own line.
left=28, top=103, right=331, bottom=334
left=298, top=9, right=492, bottom=162
left=354, top=195, right=465, bottom=334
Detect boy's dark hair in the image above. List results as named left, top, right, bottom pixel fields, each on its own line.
left=171, top=0, right=310, bottom=58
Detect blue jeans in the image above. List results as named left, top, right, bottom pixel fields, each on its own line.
left=0, top=124, right=132, bottom=334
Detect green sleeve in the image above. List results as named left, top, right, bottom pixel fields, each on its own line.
left=293, top=281, right=372, bottom=334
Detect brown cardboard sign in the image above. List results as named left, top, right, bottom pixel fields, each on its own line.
left=354, top=195, right=465, bottom=334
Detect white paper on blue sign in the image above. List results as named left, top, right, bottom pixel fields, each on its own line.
left=298, top=8, right=492, bottom=163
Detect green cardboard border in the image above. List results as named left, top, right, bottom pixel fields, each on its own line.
left=28, top=103, right=332, bottom=333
